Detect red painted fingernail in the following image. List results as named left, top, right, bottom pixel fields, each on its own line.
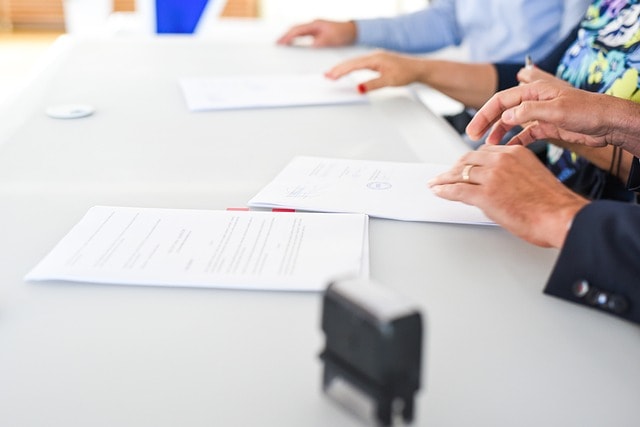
left=357, top=83, right=367, bottom=94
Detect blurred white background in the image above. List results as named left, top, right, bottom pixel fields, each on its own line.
left=0, top=0, right=430, bottom=107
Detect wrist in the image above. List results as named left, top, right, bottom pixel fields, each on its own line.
left=343, top=21, right=357, bottom=45
left=608, top=95, right=640, bottom=153
left=547, top=197, right=589, bottom=249
left=415, top=59, right=435, bottom=86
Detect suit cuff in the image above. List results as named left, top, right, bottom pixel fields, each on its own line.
left=544, top=201, right=640, bottom=324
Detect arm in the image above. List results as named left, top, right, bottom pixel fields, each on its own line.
left=428, top=145, right=640, bottom=323
left=325, top=51, right=497, bottom=110
left=275, top=0, right=458, bottom=50
left=324, top=23, right=581, bottom=110
left=359, top=0, right=582, bottom=62
left=355, top=0, right=460, bottom=53
left=545, top=200, right=640, bottom=324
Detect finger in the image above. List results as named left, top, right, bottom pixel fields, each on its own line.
left=466, top=88, right=528, bottom=140
left=428, top=153, right=492, bottom=187
left=484, top=120, right=514, bottom=145
left=277, top=24, right=314, bottom=45
left=466, top=104, right=499, bottom=141
left=276, top=32, right=294, bottom=45
left=324, top=56, right=378, bottom=80
left=428, top=167, right=468, bottom=187
left=501, top=98, right=565, bottom=128
left=430, top=182, right=483, bottom=207
left=506, top=122, right=608, bottom=148
left=428, top=145, right=522, bottom=188
left=475, top=143, right=523, bottom=154
left=516, top=67, right=547, bottom=84
left=467, top=83, right=553, bottom=140
left=312, top=34, right=335, bottom=48
left=505, top=131, right=539, bottom=146
left=504, top=124, right=539, bottom=146
left=358, top=76, right=394, bottom=92
left=517, top=67, right=535, bottom=84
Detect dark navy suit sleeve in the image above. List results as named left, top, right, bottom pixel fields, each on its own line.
left=494, top=24, right=581, bottom=91
left=544, top=200, right=640, bottom=324
left=627, top=156, right=640, bottom=191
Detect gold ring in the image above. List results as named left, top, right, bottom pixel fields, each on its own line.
left=462, top=164, right=475, bottom=182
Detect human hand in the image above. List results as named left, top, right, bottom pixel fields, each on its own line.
left=466, top=80, right=630, bottom=148
left=276, top=20, right=356, bottom=48
left=517, top=66, right=569, bottom=86
left=428, top=144, right=588, bottom=248
left=513, top=70, right=572, bottom=143
left=324, top=51, right=427, bottom=93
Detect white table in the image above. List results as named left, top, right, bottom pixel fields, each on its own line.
left=1, top=35, right=639, bottom=427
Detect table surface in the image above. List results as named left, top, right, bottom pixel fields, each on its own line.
left=1, top=34, right=639, bottom=427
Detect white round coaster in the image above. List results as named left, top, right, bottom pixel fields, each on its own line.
left=46, top=104, right=95, bottom=119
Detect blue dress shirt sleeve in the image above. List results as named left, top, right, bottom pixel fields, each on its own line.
left=354, top=0, right=590, bottom=63
left=355, top=0, right=460, bottom=54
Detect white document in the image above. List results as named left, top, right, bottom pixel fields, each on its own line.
left=179, top=73, right=367, bottom=111
left=248, top=156, right=494, bottom=225
left=26, top=206, right=369, bottom=292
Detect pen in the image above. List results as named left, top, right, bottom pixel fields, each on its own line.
left=525, top=54, right=534, bottom=70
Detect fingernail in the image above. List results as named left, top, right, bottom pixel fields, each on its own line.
left=357, top=83, right=367, bottom=94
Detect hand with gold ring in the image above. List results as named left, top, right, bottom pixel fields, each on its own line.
left=427, top=144, right=588, bottom=248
